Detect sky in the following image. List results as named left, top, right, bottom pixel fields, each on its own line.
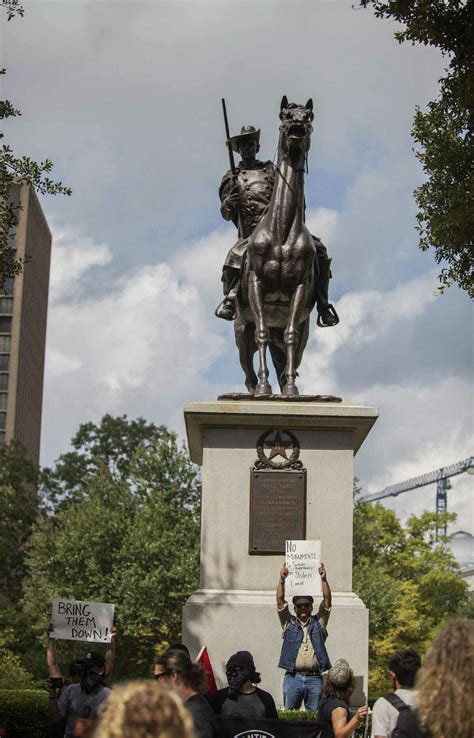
left=2, top=0, right=473, bottom=533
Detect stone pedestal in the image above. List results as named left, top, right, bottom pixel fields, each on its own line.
left=182, top=400, right=378, bottom=706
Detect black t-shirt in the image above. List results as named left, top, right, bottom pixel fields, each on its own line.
left=318, top=697, right=350, bottom=738
left=185, top=693, right=218, bottom=738
left=212, top=687, right=278, bottom=719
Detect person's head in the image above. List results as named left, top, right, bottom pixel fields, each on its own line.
left=154, top=650, right=205, bottom=698
left=81, top=651, right=106, bottom=675
left=68, top=659, right=84, bottom=682
left=229, top=125, right=260, bottom=164
left=324, top=659, right=355, bottom=705
left=94, top=681, right=194, bottom=738
left=166, top=643, right=190, bottom=659
left=79, top=652, right=106, bottom=694
left=225, top=651, right=261, bottom=697
left=416, top=619, right=474, bottom=738
left=292, top=595, right=314, bottom=623
left=389, top=649, right=421, bottom=689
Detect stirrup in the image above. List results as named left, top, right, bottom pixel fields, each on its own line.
left=214, top=300, right=235, bottom=321
left=317, top=304, right=339, bottom=328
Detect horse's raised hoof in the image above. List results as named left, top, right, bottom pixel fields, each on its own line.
left=255, top=382, right=272, bottom=396
left=283, top=384, right=299, bottom=397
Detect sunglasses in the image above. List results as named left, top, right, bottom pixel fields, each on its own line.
left=295, top=602, right=312, bottom=608
left=154, top=672, right=170, bottom=680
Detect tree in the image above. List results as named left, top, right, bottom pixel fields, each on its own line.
left=40, top=413, right=169, bottom=510
left=0, top=629, right=36, bottom=689
left=1, top=1, right=71, bottom=284
left=361, top=0, right=473, bottom=297
left=0, top=441, right=40, bottom=601
left=353, top=497, right=469, bottom=697
left=23, top=416, right=201, bottom=678
left=0, top=441, right=45, bottom=680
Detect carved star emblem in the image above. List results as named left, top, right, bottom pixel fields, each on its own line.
left=265, top=430, right=292, bottom=460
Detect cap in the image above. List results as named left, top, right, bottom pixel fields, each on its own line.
left=328, top=659, right=353, bottom=688
left=292, top=595, right=314, bottom=605
left=82, top=651, right=105, bottom=668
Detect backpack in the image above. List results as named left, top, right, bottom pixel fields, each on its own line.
left=383, top=693, right=411, bottom=738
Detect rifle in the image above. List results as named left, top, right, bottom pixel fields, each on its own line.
left=221, top=98, right=241, bottom=233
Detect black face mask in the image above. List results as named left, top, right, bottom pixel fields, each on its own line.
left=81, top=669, right=104, bottom=694
left=226, top=666, right=250, bottom=699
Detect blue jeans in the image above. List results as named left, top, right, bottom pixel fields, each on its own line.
left=283, top=671, right=323, bottom=711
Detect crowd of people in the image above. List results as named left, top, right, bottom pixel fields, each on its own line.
left=44, top=563, right=473, bottom=738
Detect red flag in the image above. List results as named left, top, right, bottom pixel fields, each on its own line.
left=196, top=645, right=218, bottom=697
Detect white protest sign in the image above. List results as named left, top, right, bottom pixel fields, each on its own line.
left=285, top=539, right=321, bottom=600
left=51, top=598, right=115, bottom=643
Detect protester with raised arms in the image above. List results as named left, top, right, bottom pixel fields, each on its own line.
left=48, top=650, right=111, bottom=738
left=277, top=561, right=332, bottom=710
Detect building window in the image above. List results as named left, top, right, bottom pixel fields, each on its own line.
left=0, top=394, right=6, bottom=411
left=0, top=355, right=9, bottom=371
left=0, top=336, right=11, bottom=352
left=0, top=317, right=12, bottom=333
left=0, top=298, right=13, bottom=315
left=0, top=278, right=14, bottom=297
left=0, top=431, right=4, bottom=444
left=0, top=413, right=6, bottom=431
left=0, top=374, right=7, bottom=391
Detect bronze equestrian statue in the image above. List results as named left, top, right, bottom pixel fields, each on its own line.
left=216, top=97, right=339, bottom=396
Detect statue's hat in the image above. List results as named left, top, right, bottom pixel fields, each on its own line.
left=228, top=125, right=260, bottom=153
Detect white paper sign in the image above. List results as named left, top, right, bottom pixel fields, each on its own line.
left=51, top=598, right=115, bottom=643
left=285, top=539, right=321, bottom=600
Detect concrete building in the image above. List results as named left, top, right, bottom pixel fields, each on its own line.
left=0, top=182, right=52, bottom=464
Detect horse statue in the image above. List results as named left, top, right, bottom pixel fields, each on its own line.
left=234, top=96, right=320, bottom=397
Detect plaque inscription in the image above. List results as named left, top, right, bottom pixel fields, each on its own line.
left=249, top=469, right=306, bottom=554
left=249, top=429, right=306, bottom=554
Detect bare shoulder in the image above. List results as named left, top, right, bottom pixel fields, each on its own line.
left=331, top=706, right=349, bottom=725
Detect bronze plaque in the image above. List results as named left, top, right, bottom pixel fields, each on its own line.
left=249, top=469, right=306, bottom=554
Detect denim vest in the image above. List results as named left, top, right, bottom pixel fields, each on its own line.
left=278, top=615, right=331, bottom=672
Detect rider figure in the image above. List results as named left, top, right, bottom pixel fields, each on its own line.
left=215, top=125, right=339, bottom=328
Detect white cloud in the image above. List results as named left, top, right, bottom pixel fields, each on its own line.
left=49, top=226, right=112, bottom=301
left=297, top=272, right=473, bottom=533
left=42, top=235, right=228, bottom=464
left=171, top=226, right=234, bottom=305
left=299, top=270, right=437, bottom=395
left=306, top=207, right=339, bottom=245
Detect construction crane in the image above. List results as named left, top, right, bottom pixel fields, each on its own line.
left=359, top=457, right=474, bottom=538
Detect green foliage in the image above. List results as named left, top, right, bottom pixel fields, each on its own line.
left=0, top=631, right=36, bottom=689
left=361, top=0, right=473, bottom=297
left=277, top=708, right=317, bottom=721
left=0, top=443, right=45, bottom=682
left=454, top=590, right=474, bottom=620
left=353, top=498, right=469, bottom=697
left=0, top=441, right=40, bottom=601
left=40, top=413, right=169, bottom=510
left=0, top=690, right=48, bottom=738
left=277, top=710, right=368, bottom=736
left=23, top=416, right=200, bottom=679
left=0, top=3, right=71, bottom=285
left=1, top=1, right=24, bottom=21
